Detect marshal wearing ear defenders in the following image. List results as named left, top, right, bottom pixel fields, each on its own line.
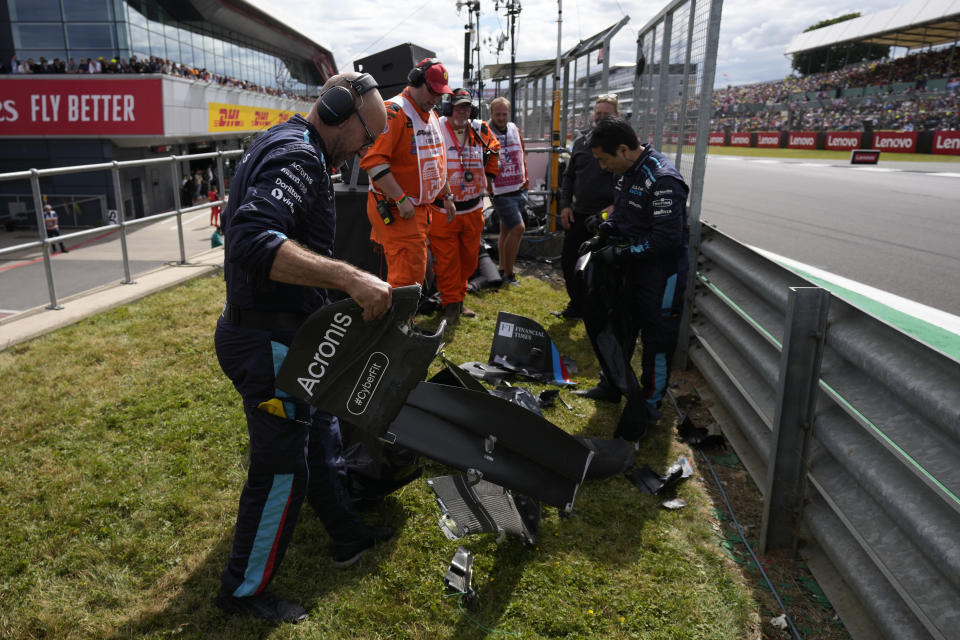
left=441, top=88, right=480, bottom=119
left=317, top=72, right=379, bottom=125
left=407, top=58, right=441, bottom=87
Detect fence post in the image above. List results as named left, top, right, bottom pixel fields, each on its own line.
left=169, top=156, right=187, bottom=265
left=761, top=286, right=830, bottom=552
left=112, top=162, right=133, bottom=284
left=31, top=169, right=61, bottom=310
left=654, top=11, right=673, bottom=149
left=216, top=149, right=227, bottom=198
left=674, top=0, right=697, bottom=169
left=676, top=0, right=723, bottom=370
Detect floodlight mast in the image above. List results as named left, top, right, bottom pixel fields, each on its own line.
left=495, top=0, right=522, bottom=121
left=456, top=0, right=482, bottom=91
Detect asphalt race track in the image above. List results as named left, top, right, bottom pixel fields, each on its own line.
left=700, top=156, right=960, bottom=317
left=2, top=158, right=958, bottom=320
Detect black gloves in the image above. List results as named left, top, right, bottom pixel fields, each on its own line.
left=584, top=214, right=603, bottom=235
left=578, top=220, right=617, bottom=256
left=597, top=244, right=631, bottom=264
left=578, top=235, right=605, bottom=256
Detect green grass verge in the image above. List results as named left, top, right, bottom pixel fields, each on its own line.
left=0, top=273, right=759, bottom=639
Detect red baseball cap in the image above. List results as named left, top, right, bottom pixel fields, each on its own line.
left=451, top=88, right=473, bottom=106
left=422, top=60, right=453, bottom=94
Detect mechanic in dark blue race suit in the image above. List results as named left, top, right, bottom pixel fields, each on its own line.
left=577, top=117, right=689, bottom=442
left=214, top=72, right=393, bottom=624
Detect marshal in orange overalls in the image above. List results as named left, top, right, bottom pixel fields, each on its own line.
left=428, top=117, right=499, bottom=307
left=360, top=89, right=447, bottom=287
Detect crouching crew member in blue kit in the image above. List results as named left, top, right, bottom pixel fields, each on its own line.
left=215, top=71, right=394, bottom=624
left=577, top=117, right=690, bottom=443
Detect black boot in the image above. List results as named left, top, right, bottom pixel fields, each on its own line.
left=329, top=523, right=396, bottom=568
left=442, top=302, right=462, bottom=326
left=573, top=379, right=621, bottom=402
left=216, top=588, right=308, bottom=624
left=614, top=392, right=659, bottom=443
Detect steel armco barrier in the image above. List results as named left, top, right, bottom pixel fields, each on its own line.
left=0, top=149, right=241, bottom=311
left=691, top=224, right=960, bottom=640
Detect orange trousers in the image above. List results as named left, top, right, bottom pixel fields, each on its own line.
left=366, top=194, right=431, bottom=287
left=427, top=208, right=484, bottom=306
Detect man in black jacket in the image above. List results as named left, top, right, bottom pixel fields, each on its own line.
left=554, top=94, right=619, bottom=320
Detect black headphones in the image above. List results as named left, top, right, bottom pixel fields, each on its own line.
left=317, top=72, right=379, bottom=126
left=441, top=88, right=480, bottom=119
left=407, top=58, right=441, bottom=87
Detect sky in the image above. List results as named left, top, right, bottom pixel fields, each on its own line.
left=249, top=0, right=909, bottom=89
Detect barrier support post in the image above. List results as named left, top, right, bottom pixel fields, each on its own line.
left=112, top=162, right=134, bottom=284
left=761, top=286, right=830, bottom=552
left=170, top=157, right=187, bottom=265
left=31, top=169, right=61, bottom=310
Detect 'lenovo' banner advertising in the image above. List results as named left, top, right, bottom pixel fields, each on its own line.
left=788, top=132, right=817, bottom=149
left=873, top=131, right=916, bottom=153
left=0, top=78, right=163, bottom=135
left=932, top=130, right=960, bottom=155
left=850, top=150, right=880, bottom=164
left=730, top=132, right=751, bottom=147
left=708, top=132, right=725, bottom=145
left=755, top=131, right=781, bottom=148
left=208, top=103, right=302, bottom=132
left=825, top=131, right=861, bottom=151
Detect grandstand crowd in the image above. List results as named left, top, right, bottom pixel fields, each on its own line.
left=3, top=53, right=312, bottom=103
left=712, top=44, right=960, bottom=132
left=4, top=44, right=959, bottom=131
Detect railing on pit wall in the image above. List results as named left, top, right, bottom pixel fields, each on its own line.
left=0, top=149, right=241, bottom=311
left=691, top=224, right=960, bottom=640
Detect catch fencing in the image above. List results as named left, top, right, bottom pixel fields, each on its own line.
left=691, top=224, right=960, bottom=640
left=632, top=0, right=722, bottom=371
left=0, top=149, right=240, bottom=311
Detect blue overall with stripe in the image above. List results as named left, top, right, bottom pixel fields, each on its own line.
left=603, top=145, right=689, bottom=425
left=215, top=115, right=361, bottom=597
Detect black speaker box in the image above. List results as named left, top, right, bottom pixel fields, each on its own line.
left=331, top=184, right=385, bottom=297
left=353, top=43, right=436, bottom=101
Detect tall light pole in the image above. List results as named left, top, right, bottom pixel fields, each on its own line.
left=457, top=0, right=481, bottom=90
left=496, top=0, right=522, bottom=122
